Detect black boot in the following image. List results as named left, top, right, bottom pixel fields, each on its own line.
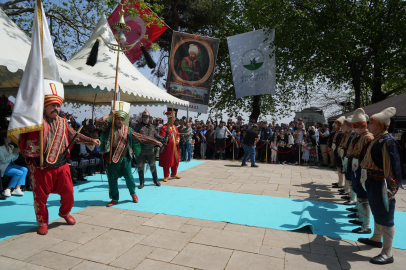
left=152, top=170, right=160, bottom=187
left=138, top=171, right=145, bottom=189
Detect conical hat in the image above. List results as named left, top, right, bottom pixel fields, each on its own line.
left=370, top=107, right=396, bottom=129
left=344, top=115, right=353, bottom=127
left=44, top=79, right=64, bottom=107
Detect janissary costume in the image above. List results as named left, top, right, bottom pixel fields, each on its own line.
left=349, top=109, right=374, bottom=234
left=159, top=110, right=181, bottom=181
left=358, top=107, right=402, bottom=265
left=130, top=109, right=164, bottom=188
left=332, top=116, right=345, bottom=188
left=96, top=101, right=160, bottom=207
left=338, top=116, right=355, bottom=195
left=20, top=81, right=99, bottom=234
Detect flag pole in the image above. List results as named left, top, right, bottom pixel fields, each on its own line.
left=37, top=0, right=44, bottom=169
left=109, top=40, right=121, bottom=163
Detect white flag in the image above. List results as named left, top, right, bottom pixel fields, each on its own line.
left=227, top=29, right=275, bottom=99
left=7, top=0, right=60, bottom=144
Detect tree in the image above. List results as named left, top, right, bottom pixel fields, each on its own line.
left=245, top=0, right=406, bottom=109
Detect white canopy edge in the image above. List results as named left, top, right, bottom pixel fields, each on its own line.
left=67, top=14, right=188, bottom=107
left=0, top=9, right=116, bottom=94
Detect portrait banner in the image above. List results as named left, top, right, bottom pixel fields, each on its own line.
left=166, top=31, right=220, bottom=114
left=227, top=29, right=276, bottom=99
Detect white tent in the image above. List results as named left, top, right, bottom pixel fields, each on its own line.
left=0, top=9, right=115, bottom=103
left=67, top=15, right=188, bottom=107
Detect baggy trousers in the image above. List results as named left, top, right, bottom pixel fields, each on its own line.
left=29, top=163, right=74, bottom=226
left=163, top=165, right=178, bottom=178
left=106, top=156, right=135, bottom=201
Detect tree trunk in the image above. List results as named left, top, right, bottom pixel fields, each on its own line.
left=249, top=95, right=261, bottom=122
left=351, top=70, right=362, bottom=109
left=371, top=64, right=384, bottom=104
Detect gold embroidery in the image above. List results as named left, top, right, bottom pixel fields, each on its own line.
left=46, top=117, right=66, bottom=164
left=112, top=125, right=128, bottom=163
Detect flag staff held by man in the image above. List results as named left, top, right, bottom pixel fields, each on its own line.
left=7, top=0, right=100, bottom=235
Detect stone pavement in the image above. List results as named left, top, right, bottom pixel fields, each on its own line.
left=0, top=160, right=405, bottom=270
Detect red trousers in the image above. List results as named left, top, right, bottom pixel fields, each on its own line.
left=29, top=163, right=74, bottom=226
left=163, top=164, right=178, bottom=178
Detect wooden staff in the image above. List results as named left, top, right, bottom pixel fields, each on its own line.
left=109, top=40, right=121, bottom=163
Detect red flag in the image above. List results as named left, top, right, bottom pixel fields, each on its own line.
left=107, top=1, right=169, bottom=64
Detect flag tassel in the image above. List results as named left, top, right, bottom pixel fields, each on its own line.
left=86, top=39, right=100, bottom=66
left=141, top=44, right=156, bottom=69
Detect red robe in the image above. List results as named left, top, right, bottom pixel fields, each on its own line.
left=159, top=124, right=180, bottom=169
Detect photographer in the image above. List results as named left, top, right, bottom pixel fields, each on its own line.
left=318, top=123, right=330, bottom=167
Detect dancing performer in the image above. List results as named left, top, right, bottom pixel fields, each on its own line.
left=96, top=102, right=162, bottom=207
left=130, top=109, right=164, bottom=188
left=349, top=108, right=374, bottom=234
left=159, top=109, right=181, bottom=182
left=358, top=107, right=402, bottom=265
left=20, top=81, right=100, bottom=235
left=332, top=116, right=346, bottom=188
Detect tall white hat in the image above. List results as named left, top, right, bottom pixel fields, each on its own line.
left=351, top=108, right=366, bottom=124
left=370, top=107, right=396, bottom=129
left=335, top=116, right=346, bottom=124
left=111, top=100, right=131, bottom=125
left=188, top=44, right=199, bottom=55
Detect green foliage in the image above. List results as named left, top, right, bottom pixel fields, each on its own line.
left=245, top=0, right=406, bottom=108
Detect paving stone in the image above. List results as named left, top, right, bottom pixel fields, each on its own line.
left=70, top=261, right=121, bottom=270
left=191, top=227, right=263, bottom=253
left=225, top=250, right=284, bottom=270
left=82, top=212, right=149, bottom=231
left=223, top=223, right=265, bottom=237
left=142, top=214, right=190, bottom=231
left=172, top=243, right=232, bottom=270
left=25, top=251, right=82, bottom=270
left=124, top=210, right=157, bottom=218
left=310, top=243, right=337, bottom=256
left=139, top=229, right=195, bottom=251
left=285, top=249, right=341, bottom=270
left=67, top=230, right=145, bottom=264
left=46, top=241, right=81, bottom=255
left=47, top=222, right=109, bottom=244
left=0, top=255, right=51, bottom=270
left=186, top=218, right=226, bottom=229
left=211, top=183, right=242, bottom=192
left=134, top=259, right=193, bottom=270
left=132, top=225, right=159, bottom=235
left=259, top=245, right=285, bottom=259
left=147, top=248, right=179, bottom=262
left=178, top=224, right=202, bottom=234
left=263, top=229, right=310, bottom=252
left=188, top=183, right=217, bottom=190
left=0, top=233, right=62, bottom=260
left=110, top=244, right=156, bottom=269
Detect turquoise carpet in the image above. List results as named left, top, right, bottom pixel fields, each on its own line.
left=1, top=160, right=406, bottom=250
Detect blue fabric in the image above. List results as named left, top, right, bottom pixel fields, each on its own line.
left=242, top=144, right=255, bottom=165
left=183, top=143, right=191, bottom=161
left=366, top=179, right=395, bottom=227
left=4, top=164, right=28, bottom=188
left=354, top=167, right=368, bottom=198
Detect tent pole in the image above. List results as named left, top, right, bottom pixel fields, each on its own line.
left=92, top=93, right=98, bottom=120
left=109, top=41, right=120, bottom=163
left=187, top=105, right=189, bottom=121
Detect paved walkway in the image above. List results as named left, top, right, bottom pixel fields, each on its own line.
left=0, top=161, right=405, bottom=269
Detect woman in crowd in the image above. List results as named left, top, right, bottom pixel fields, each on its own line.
left=277, top=133, right=288, bottom=164
left=0, top=130, right=28, bottom=197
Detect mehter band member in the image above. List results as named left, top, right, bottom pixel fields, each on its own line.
left=358, top=107, right=402, bottom=265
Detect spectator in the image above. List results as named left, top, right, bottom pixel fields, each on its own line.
left=0, top=130, right=27, bottom=197
left=302, top=137, right=311, bottom=165
left=181, top=122, right=192, bottom=162
left=206, top=124, right=216, bottom=159
left=278, top=133, right=288, bottom=164
left=318, top=123, right=330, bottom=167
left=270, top=135, right=278, bottom=164
left=214, top=121, right=234, bottom=160
left=294, top=123, right=306, bottom=165
left=241, top=124, right=260, bottom=167
left=200, top=124, right=207, bottom=159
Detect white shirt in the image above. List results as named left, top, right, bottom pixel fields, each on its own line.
left=0, top=145, right=19, bottom=177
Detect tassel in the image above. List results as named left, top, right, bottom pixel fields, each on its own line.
left=141, top=44, right=156, bottom=69
left=86, top=39, right=100, bottom=67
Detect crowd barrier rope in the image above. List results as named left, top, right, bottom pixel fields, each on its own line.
left=301, top=144, right=334, bottom=155
left=269, top=144, right=299, bottom=154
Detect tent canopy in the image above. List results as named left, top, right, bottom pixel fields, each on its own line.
left=67, top=15, right=188, bottom=107
left=0, top=9, right=115, bottom=101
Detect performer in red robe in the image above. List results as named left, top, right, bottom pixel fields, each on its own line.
left=159, top=110, right=181, bottom=181
left=20, top=81, right=100, bottom=235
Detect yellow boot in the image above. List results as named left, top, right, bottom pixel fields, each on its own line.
left=163, top=177, right=168, bottom=182
left=171, top=175, right=181, bottom=179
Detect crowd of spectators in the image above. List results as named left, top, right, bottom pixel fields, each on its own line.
left=1, top=109, right=339, bottom=199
